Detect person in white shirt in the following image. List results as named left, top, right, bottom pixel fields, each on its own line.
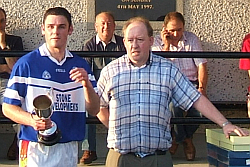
left=152, top=11, right=208, bottom=161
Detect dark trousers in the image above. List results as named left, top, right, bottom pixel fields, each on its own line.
left=170, top=103, right=201, bottom=142
left=105, top=149, right=173, bottom=167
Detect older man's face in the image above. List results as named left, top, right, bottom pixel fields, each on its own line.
left=95, top=13, right=115, bottom=44
left=123, top=21, right=154, bottom=67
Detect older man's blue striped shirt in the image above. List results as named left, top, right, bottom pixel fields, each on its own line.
left=98, top=53, right=201, bottom=154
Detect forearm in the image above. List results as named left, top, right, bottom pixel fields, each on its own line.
left=198, top=63, right=208, bottom=96
left=3, top=103, right=53, bottom=131
left=97, top=107, right=109, bottom=128
left=5, top=57, right=18, bottom=70
left=198, top=63, right=208, bottom=89
left=2, top=103, right=34, bottom=126
left=192, top=95, right=228, bottom=127
left=0, top=64, right=11, bottom=73
left=193, top=95, right=249, bottom=137
left=84, top=80, right=100, bottom=116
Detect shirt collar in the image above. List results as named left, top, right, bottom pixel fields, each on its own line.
left=39, top=43, right=73, bottom=66
left=96, top=34, right=116, bottom=47
left=125, top=52, right=152, bottom=67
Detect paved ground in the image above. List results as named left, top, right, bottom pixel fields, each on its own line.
left=0, top=130, right=210, bottom=166
left=0, top=157, right=209, bottom=167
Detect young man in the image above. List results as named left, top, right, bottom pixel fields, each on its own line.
left=2, top=7, right=99, bottom=167
left=0, top=7, right=24, bottom=160
left=97, top=16, right=248, bottom=167
left=152, top=12, right=207, bottom=161
left=80, top=11, right=125, bottom=165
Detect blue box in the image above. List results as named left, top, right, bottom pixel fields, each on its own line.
left=207, top=142, right=218, bottom=159
left=207, top=143, right=250, bottom=166
left=208, top=155, right=218, bottom=167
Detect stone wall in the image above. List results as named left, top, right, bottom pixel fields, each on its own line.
left=0, top=0, right=249, bottom=101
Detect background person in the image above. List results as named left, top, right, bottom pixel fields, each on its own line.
left=239, top=33, right=250, bottom=117
left=2, top=7, right=99, bottom=167
left=80, top=11, right=125, bottom=165
left=97, top=16, right=248, bottom=167
left=152, top=11, right=208, bottom=161
left=0, top=7, right=24, bottom=160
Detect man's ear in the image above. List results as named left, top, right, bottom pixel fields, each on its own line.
left=68, top=25, right=73, bottom=35
left=94, top=23, right=98, bottom=32
left=149, top=36, right=154, bottom=46
left=41, top=24, right=45, bottom=36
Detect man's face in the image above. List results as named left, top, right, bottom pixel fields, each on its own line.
left=164, top=19, right=184, bottom=42
left=41, top=15, right=73, bottom=50
left=123, top=21, right=153, bottom=67
left=95, top=13, right=115, bottom=43
left=0, top=11, right=6, bottom=32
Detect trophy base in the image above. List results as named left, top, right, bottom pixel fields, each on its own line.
left=38, top=130, right=61, bottom=146
left=37, top=122, right=62, bottom=146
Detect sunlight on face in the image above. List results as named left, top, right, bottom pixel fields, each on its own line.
left=42, top=15, right=73, bottom=50
left=123, top=21, right=153, bottom=67
left=95, top=13, right=115, bottom=43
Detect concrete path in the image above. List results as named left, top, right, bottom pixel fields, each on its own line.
left=0, top=157, right=209, bottom=167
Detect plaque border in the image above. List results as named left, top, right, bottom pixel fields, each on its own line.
left=87, top=0, right=184, bottom=30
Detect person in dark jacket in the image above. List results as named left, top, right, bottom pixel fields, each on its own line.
left=0, top=7, right=23, bottom=160
left=80, top=11, right=125, bottom=165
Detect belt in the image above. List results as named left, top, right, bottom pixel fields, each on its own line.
left=128, top=150, right=166, bottom=158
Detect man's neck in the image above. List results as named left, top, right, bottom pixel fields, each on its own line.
left=98, top=34, right=114, bottom=45
left=46, top=45, right=65, bottom=62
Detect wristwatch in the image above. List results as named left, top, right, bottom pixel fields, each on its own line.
left=2, top=45, right=10, bottom=50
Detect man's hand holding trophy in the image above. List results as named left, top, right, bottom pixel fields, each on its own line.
left=32, top=88, right=61, bottom=146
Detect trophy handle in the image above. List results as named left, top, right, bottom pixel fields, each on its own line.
left=47, top=87, right=54, bottom=101
left=30, top=110, right=42, bottom=121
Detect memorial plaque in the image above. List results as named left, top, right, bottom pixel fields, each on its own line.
left=95, top=0, right=176, bottom=21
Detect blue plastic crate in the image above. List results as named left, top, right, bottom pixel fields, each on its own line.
left=207, top=143, right=250, bottom=166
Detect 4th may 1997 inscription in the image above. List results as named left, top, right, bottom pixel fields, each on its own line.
left=95, top=0, right=176, bottom=21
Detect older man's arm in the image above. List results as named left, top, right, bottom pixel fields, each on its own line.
left=193, top=95, right=249, bottom=138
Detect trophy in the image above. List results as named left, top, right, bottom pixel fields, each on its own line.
left=33, top=91, right=61, bottom=146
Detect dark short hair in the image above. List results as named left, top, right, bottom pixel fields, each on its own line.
left=96, top=11, right=115, bottom=22
left=0, top=7, right=6, bottom=19
left=43, top=7, right=72, bottom=27
left=122, top=16, right=153, bottom=37
left=164, top=12, right=185, bottom=26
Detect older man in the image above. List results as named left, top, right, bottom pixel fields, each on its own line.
left=80, top=11, right=125, bottom=165
left=96, top=16, right=248, bottom=167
